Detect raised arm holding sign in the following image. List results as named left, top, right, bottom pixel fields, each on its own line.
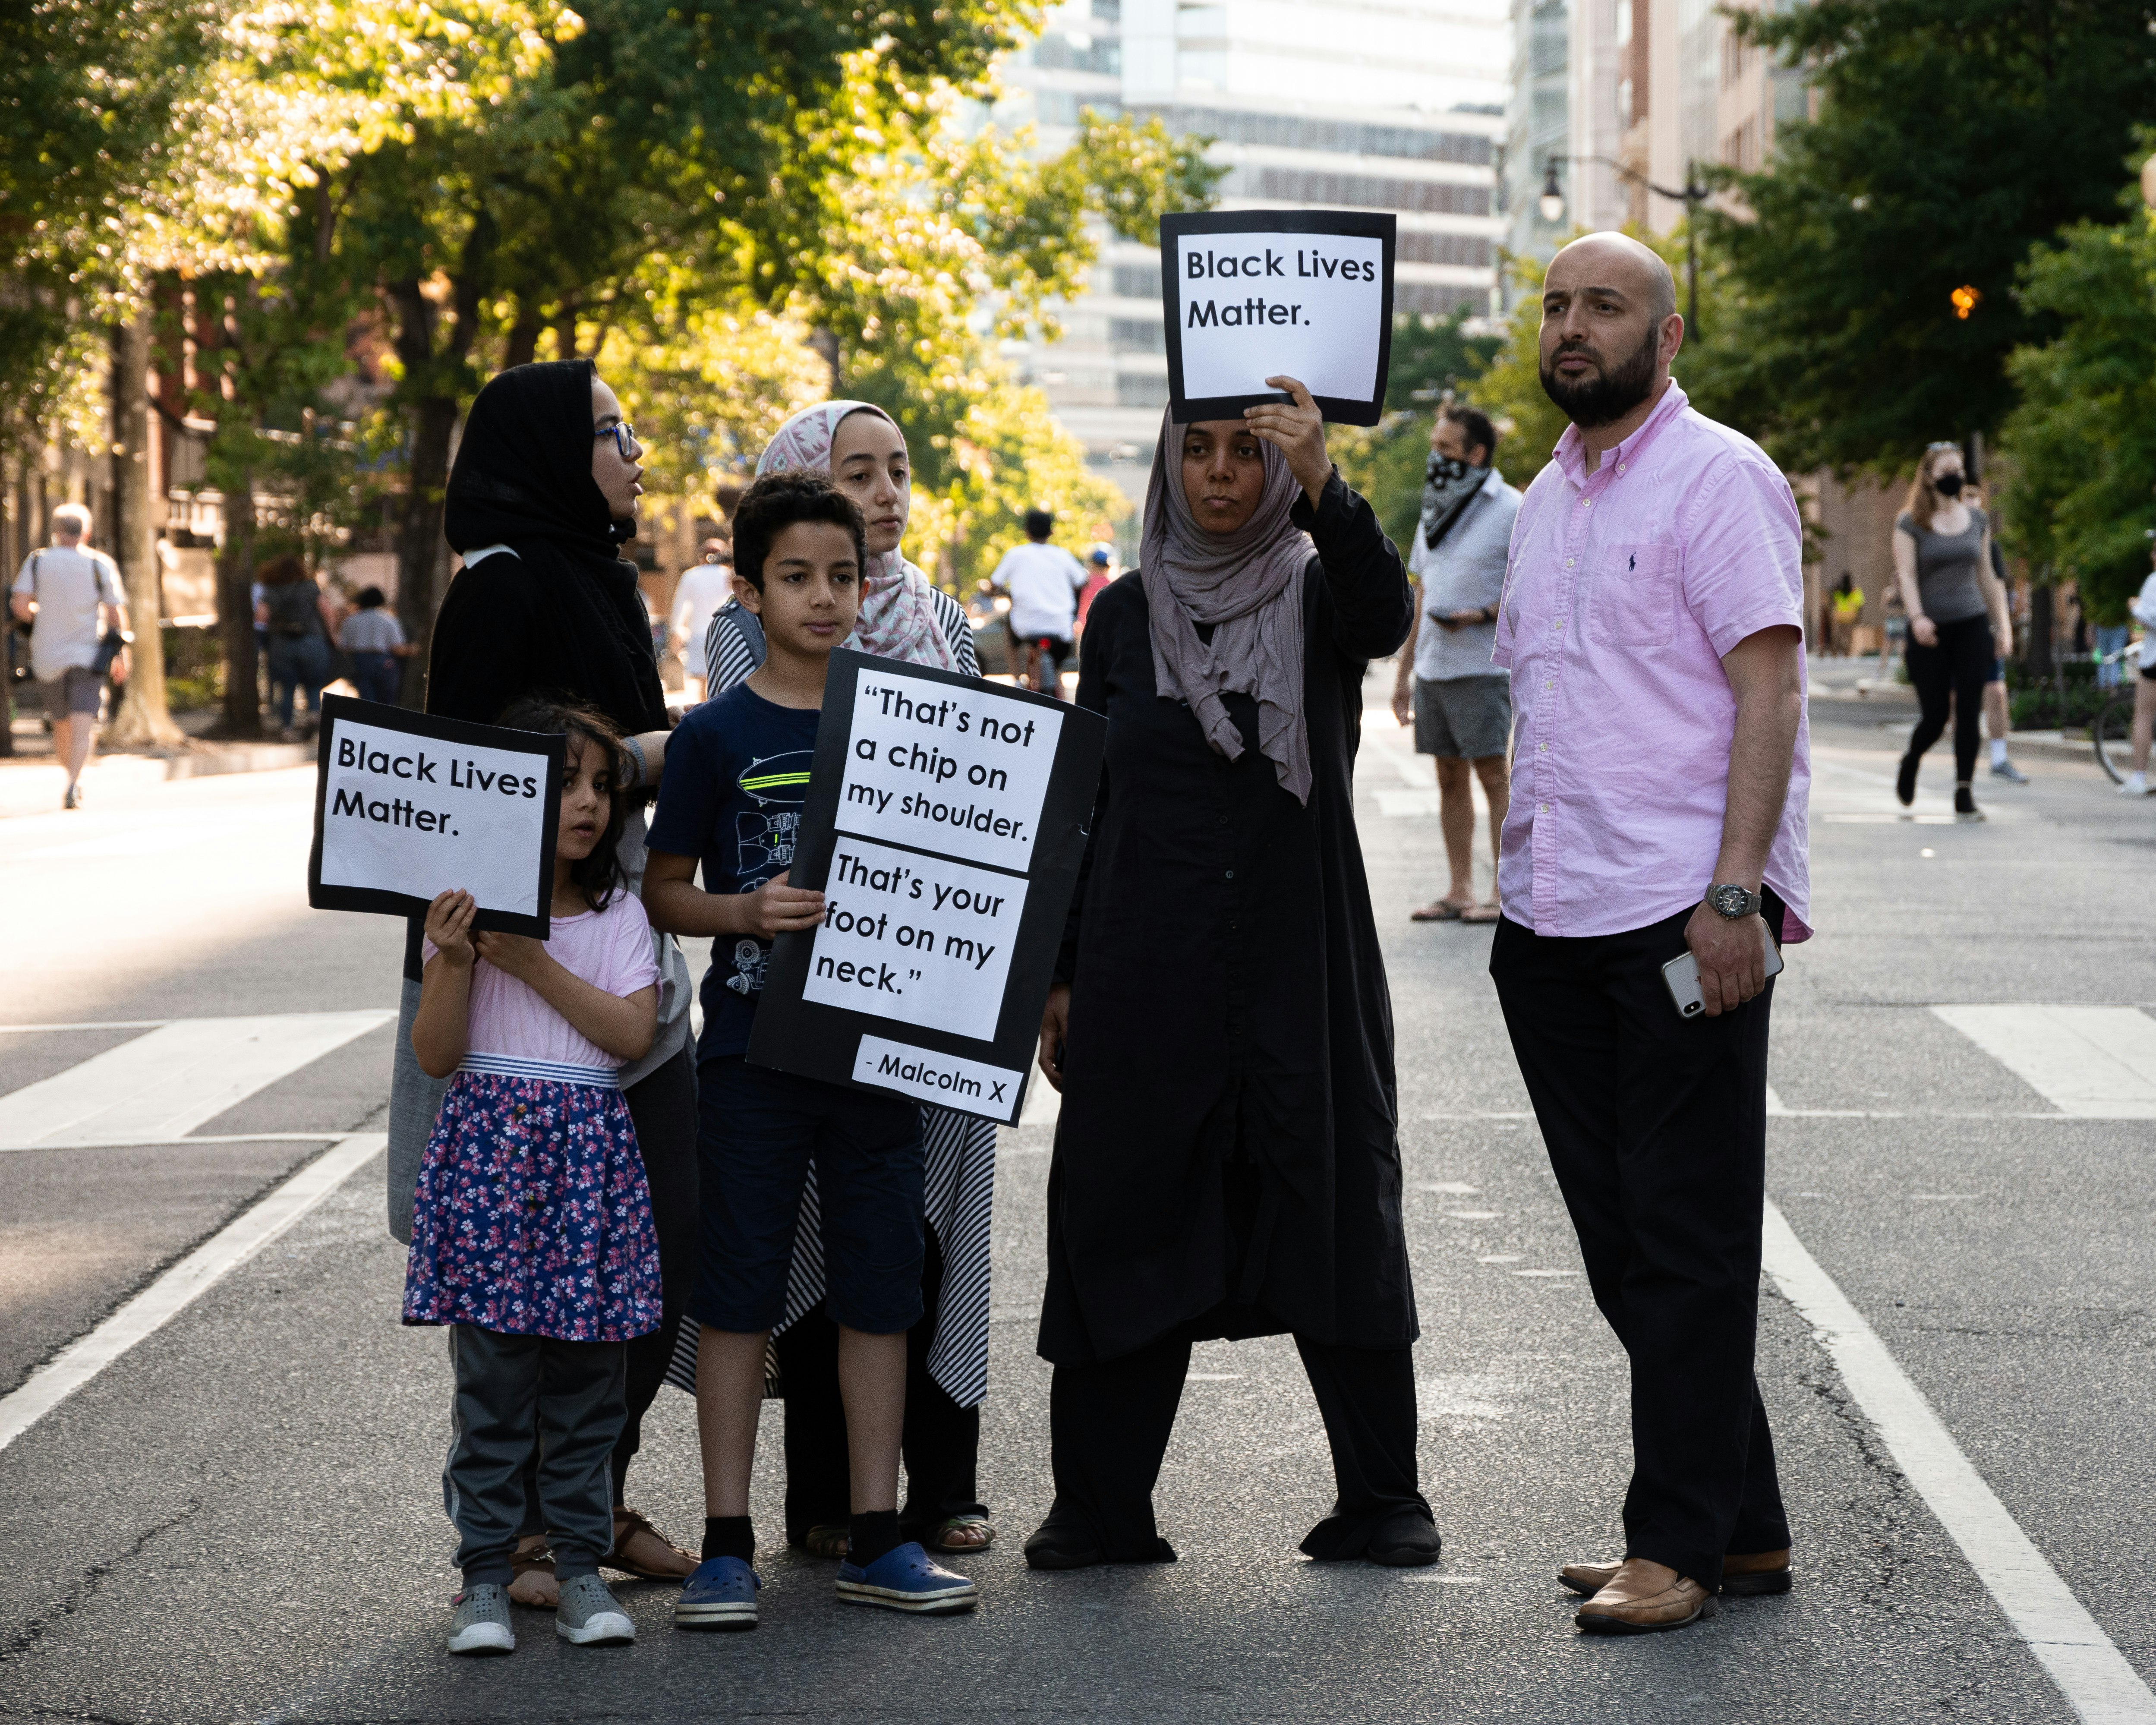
left=1161, top=209, right=1397, bottom=425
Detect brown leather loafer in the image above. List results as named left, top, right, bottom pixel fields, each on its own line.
left=1575, top=1559, right=1717, bottom=1634
left=1560, top=1548, right=1791, bottom=1599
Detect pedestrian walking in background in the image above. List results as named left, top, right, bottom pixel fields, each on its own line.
left=1489, top=233, right=1809, bottom=1634
left=1970, top=495, right=2027, bottom=783
left=386, top=358, right=700, bottom=1602
left=1075, top=544, right=1115, bottom=639
left=254, top=554, right=339, bottom=740
left=993, top=508, right=1087, bottom=697
left=2117, top=548, right=2156, bottom=797
left=668, top=539, right=734, bottom=704
left=339, top=585, right=416, bottom=706
left=1891, top=443, right=2015, bottom=817
left=1026, top=378, right=1441, bottom=1574
left=1389, top=404, right=1519, bottom=924
left=1829, top=574, right=1863, bottom=657
left=405, top=699, right=662, bottom=1656
left=8, top=502, right=127, bottom=810
left=646, top=471, right=977, bottom=1627
left=687, top=398, right=999, bottom=1567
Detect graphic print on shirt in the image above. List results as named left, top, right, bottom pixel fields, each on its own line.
left=727, top=748, right=812, bottom=997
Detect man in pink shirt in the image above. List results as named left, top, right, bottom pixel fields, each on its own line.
left=1487, top=233, right=1809, bottom=1635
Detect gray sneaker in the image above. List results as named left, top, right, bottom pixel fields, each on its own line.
left=556, top=1573, right=636, bottom=1646
left=1989, top=757, right=2029, bottom=783
left=447, top=1583, right=515, bottom=1656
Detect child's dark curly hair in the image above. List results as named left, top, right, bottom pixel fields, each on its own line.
left=493, top=695, right=631, bottom=912
left=731, top=470, right=868, bottom=589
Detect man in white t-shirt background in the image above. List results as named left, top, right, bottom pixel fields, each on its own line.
left=9, top=502, right=129, bottom=810
left=991, top=509, right=1087, bottom=697
left=668, top=538, right=735, bottom=704
left=2118, top=548, right=2156, bottom=798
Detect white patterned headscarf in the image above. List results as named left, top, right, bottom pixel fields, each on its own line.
left=756, top=401, right=958, bottom=671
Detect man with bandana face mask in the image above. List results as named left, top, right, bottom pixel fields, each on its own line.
left=1390, top=405, right=1520, bottom=922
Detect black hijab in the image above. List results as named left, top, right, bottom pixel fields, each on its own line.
left=428, top=360, right=667, bottom=736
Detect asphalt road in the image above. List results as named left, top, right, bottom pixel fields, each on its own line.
left=0, top=675, right=2151, bottom=1724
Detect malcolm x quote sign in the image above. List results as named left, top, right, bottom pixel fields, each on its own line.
left=1160, top=208, right=1397, bottom=426
left=749, top=650, right=1106, bottom=1125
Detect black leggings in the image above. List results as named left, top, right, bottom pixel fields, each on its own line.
left=773, top=1222, right=986, bottom=1543
left=1906, top=613, right=1993, bottom=784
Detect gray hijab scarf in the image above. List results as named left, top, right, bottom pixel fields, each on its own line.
left=1139, top=408, right=1315, bottom=804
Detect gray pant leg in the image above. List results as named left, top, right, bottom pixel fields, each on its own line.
left=536, top=1339, right=627, bottom=1580
left=445, top=1326, right=539, bottom=1585
left=388, top=974, right=448, bottom=1245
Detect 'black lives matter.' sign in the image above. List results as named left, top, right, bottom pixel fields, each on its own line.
left=749, top=650, right=1106, bottom=1125
left=1161, top=208, right=1397, bottom=426
left=307, top=694, right=565, bottom=938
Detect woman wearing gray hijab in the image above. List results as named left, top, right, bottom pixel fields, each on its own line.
left=1025, top=378, right=1435, bottom=1571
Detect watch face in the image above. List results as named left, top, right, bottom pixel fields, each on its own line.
left=1711, top=885, right=1753, bottom=918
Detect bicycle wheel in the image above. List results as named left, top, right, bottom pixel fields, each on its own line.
left=2094, top=695, right=2131, bottom=784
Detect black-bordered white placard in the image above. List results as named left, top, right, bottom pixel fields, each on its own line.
left=747, top=650, right=1106, bottom=1125
left=307, top=694, right=565, bottom=938
left=1161, top=209, right=1396, bottom=426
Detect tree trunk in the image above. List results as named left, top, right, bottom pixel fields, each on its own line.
left=106, top=309, right=183, bottom=746
left=217, top=468, right=261, bottom=736
left=393, top=393, right=460, bottom=707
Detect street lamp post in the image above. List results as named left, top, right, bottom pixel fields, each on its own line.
left=1540, top=157, right=1710, bottom=334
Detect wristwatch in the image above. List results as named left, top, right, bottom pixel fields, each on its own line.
left=1706, top=883, right=1762, bottom=920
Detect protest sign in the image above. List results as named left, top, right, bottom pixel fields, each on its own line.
left=749, top=649, right=1106, bottom=1124
left=1160, top=209, right=1396, bottom=425
left=306, top=694, right=564, bottom=937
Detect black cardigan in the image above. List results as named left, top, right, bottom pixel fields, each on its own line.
left=1039, top=473, right=1416, bottom=1366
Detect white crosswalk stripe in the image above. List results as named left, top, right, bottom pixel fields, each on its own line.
left=0, top=1011, right=394, bottom=1151
left=1932, top=1005, right=2156, bottom=1120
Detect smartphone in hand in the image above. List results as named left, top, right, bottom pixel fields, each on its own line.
left=1661, top=924, right=1784, bottom=1019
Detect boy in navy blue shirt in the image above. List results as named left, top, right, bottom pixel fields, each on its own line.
left=645, top=472, right=976, bottom=1625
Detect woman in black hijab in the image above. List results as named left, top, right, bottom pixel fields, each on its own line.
left=385, top=359, right=699, bottom=1594
left=1025, top=379, right=1440, bottom=1572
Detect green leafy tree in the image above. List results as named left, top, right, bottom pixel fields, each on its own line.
left=1997, top=199, right=2156, bottom=623
left=1327, top=311, right=1505, bottom=550
left=1707, top=0, right=2156, bottom=475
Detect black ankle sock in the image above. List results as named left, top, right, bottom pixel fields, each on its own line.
left=849, top=1509, right=901, bottom=1567
left=702, top=1515, right=753, bottom=1563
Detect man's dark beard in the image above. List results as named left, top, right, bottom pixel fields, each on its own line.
left=1539, top=323, right=1660, bottom=427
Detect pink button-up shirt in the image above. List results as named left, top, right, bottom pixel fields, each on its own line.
left=1491, top=381, right=1811, bottom=940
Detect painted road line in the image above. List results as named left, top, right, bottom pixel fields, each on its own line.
left=0, top=1132, right=386, bottom=1456
left=0, top=1020, right=170, bottom=1033
left=1933, top=1005, right=2156, bottom=1120
left=1763, top=1201, right=2156, bottom=1725
left=1, top=1132, right=350, bottom=1156
left=0, top=1011, right=394, bottom=1150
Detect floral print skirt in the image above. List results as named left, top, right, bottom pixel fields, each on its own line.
left=403, top=1069, right=661, bottom=1341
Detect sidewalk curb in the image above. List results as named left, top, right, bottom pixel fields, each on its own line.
left=0, top=741, right=314, bottom=819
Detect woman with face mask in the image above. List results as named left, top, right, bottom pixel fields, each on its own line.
left=684, top=401, right=1000, bottom=1562
left=384, top=359, right=701, bottom=1601
left=1892, top=441, right=2015, bottom=817
left=1025, top=378, right=1437, bottom=1572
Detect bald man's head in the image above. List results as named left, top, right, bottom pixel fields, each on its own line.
left=1537, top=231, right=1683, bottom=430
left=1550, top=232, right=1677, bottom=321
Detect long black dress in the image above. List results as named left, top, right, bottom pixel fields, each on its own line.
left=1036, top=473, right=1428, bottom=1564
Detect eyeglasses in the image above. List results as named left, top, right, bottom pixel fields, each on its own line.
left=1925, top=440, right=1961, bottom=454
left=594, top=422, right=642, bottom=460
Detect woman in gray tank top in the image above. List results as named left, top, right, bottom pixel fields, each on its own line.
left=1891, top=442, right=2014, bottom=817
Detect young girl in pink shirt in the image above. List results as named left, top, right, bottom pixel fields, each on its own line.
left=405, top=697, right=663, bottom=1656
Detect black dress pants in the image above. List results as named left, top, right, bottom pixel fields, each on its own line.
left=772, top=1221, right=987, bottom=1544
left=1044, top=1320, right=1430, bottom=1562
left=1906, top=612, right=1993, bottom=785
left=1489, top=902, right=1791, bottom=1592
left=516, top=1044, right=699, bottom=1536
